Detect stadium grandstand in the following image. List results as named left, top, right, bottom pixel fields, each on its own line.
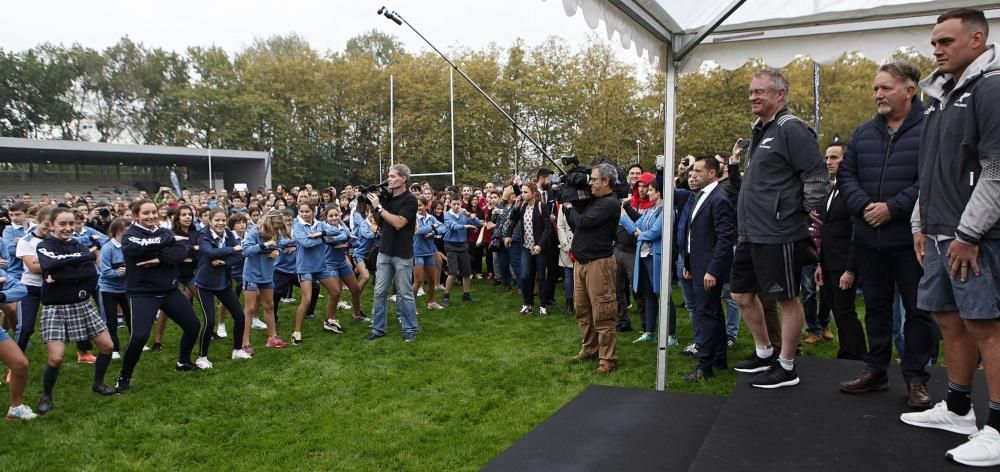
left=0, top=137, right=270, bottom=205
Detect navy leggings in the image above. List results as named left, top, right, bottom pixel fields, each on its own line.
left=196, top=286, right=246, bottom=356
left=99, top=291, right=131, bottom=352
left=120, top=291, right=200, bottom=379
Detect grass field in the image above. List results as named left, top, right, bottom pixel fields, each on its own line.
left=1, top=280, right=845, bottom=471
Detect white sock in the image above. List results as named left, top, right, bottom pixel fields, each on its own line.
left=778, top=356, right=794, bottom=371
left=755, top=345, right=773, bottom=359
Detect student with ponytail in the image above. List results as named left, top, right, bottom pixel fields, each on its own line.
left=193, top=208, right=250, bottom=369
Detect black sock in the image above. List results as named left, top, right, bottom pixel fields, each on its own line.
left=947, top=381, right=973, bottom=416
left=42, top=364, right=60, bottom=396
left=93, top=352, right=112, bottom=387
left=988, top=401, right=1000, bottom=431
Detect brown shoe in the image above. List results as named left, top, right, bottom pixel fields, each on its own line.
left=570, top=352, right=597, bottom=362
left=802, top=333, right=822, bottom=345
left=596, top=362, right=616, bottom=374
left=839, top=369, right=889, bottom=394
left=906, top=383, right=933, bottom=409
left=821, top=327, right=835, bottom=341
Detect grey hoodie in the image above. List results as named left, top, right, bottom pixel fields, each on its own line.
left=912, top=44, right=1000, bottom=243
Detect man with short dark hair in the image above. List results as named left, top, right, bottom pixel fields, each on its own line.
left=730, top=67, right=830, bottom=389
left=837, top=60, right=933, bottom=407
left=899, top=8, right=1000, bottom=466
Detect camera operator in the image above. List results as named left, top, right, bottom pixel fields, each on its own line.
left=89, top=204, right=113, bottom=235
left=564, top=163, right=622, bottom=373
left=364, top=164, right=419, bottom=342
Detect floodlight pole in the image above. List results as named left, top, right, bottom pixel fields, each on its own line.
left=378, top=7, right=564, bottom=174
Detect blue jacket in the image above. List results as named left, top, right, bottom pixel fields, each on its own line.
left=837, top=97, right=924, bottom=249
left=0, top=267, right=27, bottom=304
left=684, top=186, right=735, bottom=286
left=98, top=239, right=127, bottom=293
left=442, top=210, right=481, bottom=244
left=194, top=227, right=243, bottom=291
left=242, top=227, right=292, bottom=283
left=321, top=222, right=352, bottom=270
left=273, top=238, right=298, bottom=274
left=2, top=224, right=28, bottom=280
left=73, top=226, right=109, bottom=249
left=351, top=213, right=377, bottom=260
left=292, top=216, right=326, bottom=274
left=620, top=205, right=664, bottom=294
left=413, top=214, right=444, bottom=257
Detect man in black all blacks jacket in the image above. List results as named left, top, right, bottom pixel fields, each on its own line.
left=836, top=61, right=936, bottom=409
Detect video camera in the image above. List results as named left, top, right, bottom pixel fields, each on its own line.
left=549, top=155, right=630, bottom=203
left=357, top=181, right=391, bottom=202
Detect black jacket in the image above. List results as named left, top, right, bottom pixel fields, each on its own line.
left=837, top=97, right=924, bottom=249
left=684, top=186, right=735, bottom=284
left=37, top=236, right=98, bottom=305
left=566, top=192, right=619, bottom=262
left=506, top=201, right=553, bottom=249
left=818, top=184, right=857, bottom=273
left=121, top=223, right=190, bottom=294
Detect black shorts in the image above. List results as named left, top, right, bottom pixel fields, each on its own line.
left=445, top=242, right=472, bottom=277
left=730, top=239, right=816, bottom=300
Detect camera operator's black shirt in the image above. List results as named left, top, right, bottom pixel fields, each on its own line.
left=566, top=192, right=619, bottom=262
left=378, top=190, right=418, bottom=259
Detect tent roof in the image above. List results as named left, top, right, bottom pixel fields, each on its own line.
left=553, top=0, right=1000, bottom=69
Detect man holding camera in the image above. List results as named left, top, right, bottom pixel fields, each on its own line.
left=564, top=163, right=622, bottom=373
left=364, top=164, right=419, bottom=342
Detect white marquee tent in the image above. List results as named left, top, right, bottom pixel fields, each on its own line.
left=547, top=0, right=1000, bottom=389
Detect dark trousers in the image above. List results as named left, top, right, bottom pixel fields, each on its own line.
left=520, top=249, right=550, bottom=307
left=272, top=270, right=298, bottom=323
left=637, top=256, right=675, bottom=335
left=196, top=287, right=246, bottom=356
left=120, top=291, right=201, bottom=379
left=494, top=247, right=513, bottom=287
left=857, top=246, right=932, bottom=384
left=694, top=282, right=727, bottom=370
left=470, top=243, right=484, bottom=276
left=99, top=291, right=131, bottom=352
left=544, top=248, right=560, bottom=306
left=821, top=268, right=865, bottom=360
left=614, top=247, right=638, bottom=330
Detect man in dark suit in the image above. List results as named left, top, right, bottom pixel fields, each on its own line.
left=812, top=140, right=866, bottom=360
left=683, top=156, right=736, bottom=381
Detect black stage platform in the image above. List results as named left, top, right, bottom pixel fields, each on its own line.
left=485, top=358, right=992, bottom=472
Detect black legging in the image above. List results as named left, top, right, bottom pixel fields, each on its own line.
left=119, top=291, right=200, bottom=380
left=273, top=270, right=298, bottom=323
left=17, top=285, right=92, bottom=352
left=196, top=286, right=246, bottom=356
left=99, top=291, right=131, bottom=352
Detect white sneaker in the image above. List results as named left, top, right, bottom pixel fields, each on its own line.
left=250, top=318, right=268, bottom=330
left=6, top=404, right=39, bottom=421
left=231, top=349, right=253, bottom=360
left=111, top=351, right=121, bottom=360
left=519, top=305, right=531, bottom=315
left=280, top=297, right=296, bottom=303
left=216, top=324, right=228, bottom=338
left=427, top=302, right=445, bottom=310
left=142, top=345, right=151, bottom=352
left=318, top=293, right=325, bottom=299
left=337, top=300, right=352, bottom=310
left=900, top=401, right=978, bottom=435
left=539, top=306, right=548, bottom=316
left=417, top=288, right=425, bottom=296
left=948, top=425, right=1000, bottom=467
left=389, top=295, right=397, bottom=302
left=195, top=357, right=214, bottom=369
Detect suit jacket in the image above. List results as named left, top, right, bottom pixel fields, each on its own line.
left=685, top=186, right=735, bottom=285
left=818, top=183, right=857, bottom=273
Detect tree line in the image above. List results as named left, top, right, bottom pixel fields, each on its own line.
left=0, top=32, right=935, bottom=187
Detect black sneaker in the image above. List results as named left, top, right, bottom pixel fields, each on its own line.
left=175, top=361, right=200, bottom=372
left=462, top=293, right=477, bottom=302
left=403, top=332, right=417, bottom=343
left=37, top=394, right=53, bottom=415
left=150, top=343, right=162, bottom=353
left=733, top=351, right=777, bottom=373
left=305, top=314, right=316, bottom=321
left=441, top=296, right=450, bottom=308
left=92, top=383, right=116, bottom=396
left=114, top=376, right=131, bottom=394
left=750, top=363, right=800, bottom=389
left=364, top=332, right=386, bottom=342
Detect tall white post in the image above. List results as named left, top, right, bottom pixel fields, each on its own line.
left=390, top=74, right=395, bottom=168
left=657, top=49, right=677, bottom=392
left=450, top=68, right=456, bottom=186
left=207, top=143, right=214, bottom=191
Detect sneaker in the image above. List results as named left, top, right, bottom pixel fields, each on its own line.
left=539, top=306, right=548, bottom=316
left=37, top=394, right=53, bottom=415
left=150, top=343, right=162, bottom=353
left=389, top=294, right=397, bottom=303
left=750, top=363, right=800, bottom=389
left=176, top=361, right=199, bottom=371
left=142, top=345, right=151, bottom=352
left=441, top=296, right=450, bottom=308
left=403, top=332, right=417, bottom=343
left=727, top=337, right=737, bottom=349
left=947, top=425, right=1000, bottom=467
left=77, top=351, right=97, bottom=364
left=462, top=293, right=478, bottom=303
left=427, top=302, right=445, bottom=310
left=241, top=344, right=255, bottom=356
left=667, top=335, right=679, bottom=347
left=266, top=336, right=288, bottom=348
left=216, top=324, right=228, bottom=338
left=304, top=314, right=316, bottom=321
left=900, top=401, right=978, bottom=435
left=291, top=332, right=303, bottom=345
left=353, top=313, right=373, bottom=324
left=417, top=288, right=425, bottom=297
left=633, top=333, right=656, bottom=344
left=323, top=319, right=344, bottom=334
left=232, top=349, right=252, bottom=360
left=733, top=351, right=777, bottom=373
left=519, top=305, right=531, bottom=315
left=195, top=357, right=214, bottom=370
left=114, top=376, right=131, bottom=394
left=6, top=404, right=39, bottom=421
left=437, top=284, right=446, bottom=291
left=365, top=332, right=385, bottom=341
left=251, top=318, right=268, bottom=330
left=681, top=343, right=699, bottom=356
left=280, top=297, right=295, bottom=303
left=111, top=351, right=121, bottom=360
left=92, top=383, right=116, bottom=396
left=337, top=300, right=352, bottom=310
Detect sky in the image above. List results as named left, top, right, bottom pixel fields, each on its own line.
left=1, top=0, right=650, bottom=67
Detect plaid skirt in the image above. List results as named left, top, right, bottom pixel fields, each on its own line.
left=41, top=301, right=108, bottom=342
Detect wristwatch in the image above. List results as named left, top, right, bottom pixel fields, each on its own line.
left=376, top=205, right=384, bottom=213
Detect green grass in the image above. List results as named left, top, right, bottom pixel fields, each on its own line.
left=2, top=281, right=848, bottom=471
